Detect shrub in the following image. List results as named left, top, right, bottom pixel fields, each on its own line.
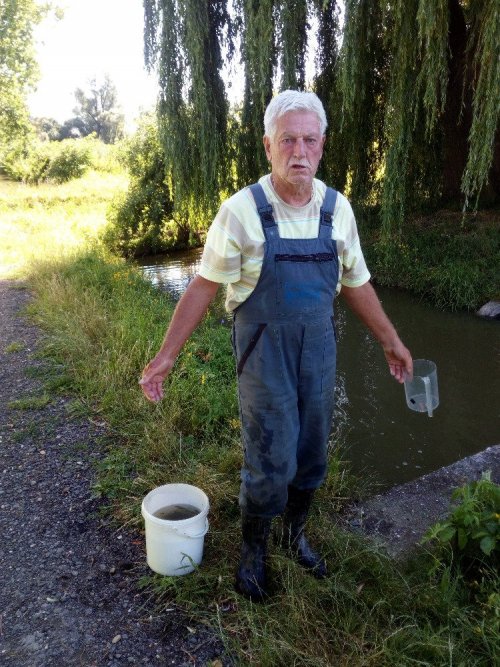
left=423, top=471, right=499, bottom=569
left=5, top=138, right=92, bottom=184
left=43, top=141, right=92, bottom=182
left=103, top=114, right=198, bottom=257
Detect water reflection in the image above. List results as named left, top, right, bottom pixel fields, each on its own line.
left=139, top=248, right=204, bottom=297
left=136, top=249, right=500, bottom=489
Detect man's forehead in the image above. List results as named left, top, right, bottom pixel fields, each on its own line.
left=275, top=110, right=322, bottom=135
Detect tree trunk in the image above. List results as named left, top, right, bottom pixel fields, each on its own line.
left=440, top=0, right=472, bottom=204
left=441, top=0, right=500, bottom=205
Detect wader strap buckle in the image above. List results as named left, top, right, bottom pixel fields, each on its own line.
left=249, top=183, right=276, bottom=229
left=319, top=187, right=337, bottom=236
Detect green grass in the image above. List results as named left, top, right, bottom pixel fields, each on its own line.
left=1, top=172, right=498, bottom=664
left=0, top=170, right=127, bottom=278
left=8, top=393, right=51, bottom=410
left=359, top=208, right=500, bottom=311
left=5, top=341, right=24, bottom=353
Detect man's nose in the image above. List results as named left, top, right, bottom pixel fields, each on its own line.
left=293, top=138, right=306, bottom=157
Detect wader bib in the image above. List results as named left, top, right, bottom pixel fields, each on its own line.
left=232, top=183, right=339, bottom=518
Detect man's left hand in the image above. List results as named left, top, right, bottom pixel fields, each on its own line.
left=382, top=340, right=413, bottom=383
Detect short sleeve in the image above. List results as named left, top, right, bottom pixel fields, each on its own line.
left=334, top=193, right=371, bottom=289
left=199, top=205, right=243, bottom=284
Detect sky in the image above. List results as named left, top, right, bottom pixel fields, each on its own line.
left=28, top=0, right=159, bottom=130
left=27, top=1, right=330, bottom=132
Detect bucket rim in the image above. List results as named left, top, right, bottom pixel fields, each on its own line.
left=141, top=483, right=209, bottom=528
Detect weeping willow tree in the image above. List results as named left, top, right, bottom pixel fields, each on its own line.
left=340, top=0, right=500, bottom=239
left=143, top=0, right=499, bottom=237
left=143, top=0, right=341, bottom=211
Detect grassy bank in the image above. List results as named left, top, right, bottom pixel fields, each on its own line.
left=359, top=208, right=500, bottom=311
left=2, top=175, right=498, bottom=664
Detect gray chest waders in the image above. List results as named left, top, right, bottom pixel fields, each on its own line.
left=232, top=183, right=339, bottom=517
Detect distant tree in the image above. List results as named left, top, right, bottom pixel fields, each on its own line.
left=31, top=116, right=62, bottom=141
left=58, top=116, right=87, bottom=140
left=0, top=0, right=48, bottom=169
left=72, top=75, right=125, bottom=143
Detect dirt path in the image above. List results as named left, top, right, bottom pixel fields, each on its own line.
left=0, top=280, right=228, bottom=667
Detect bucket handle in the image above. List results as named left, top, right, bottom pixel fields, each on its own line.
left=170, top=518, right=209, bottom=539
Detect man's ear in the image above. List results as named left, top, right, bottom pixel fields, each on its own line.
left=263, top=135, right=272, bottom=161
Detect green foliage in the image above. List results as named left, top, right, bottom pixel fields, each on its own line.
left=361, top=209, right=500, bottom=311
left=142, top=0, right=499, bottom=252
left=278, top=0, right=308, bottom=90
left=340, top=0, right=500, bottom=234
left=141, top=1, right=499, bottom=234
left=423, top=472, right=500, bottom=561
left=233, top=0, right=276, bottom=188
left=4, top=135, right=121, bottom=184
left=5, top=138, right=93, bottom=184
left=0, top=0, right=48, bottom=169
left=31, top=116, right=63, bottom=141
left=145, top=0, right=231, bottom=218
left=103, top=114, right=191, bottom=257
left=462, top=0, right=500, bottom=208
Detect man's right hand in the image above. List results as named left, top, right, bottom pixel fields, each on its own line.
left=139, top=356, right=175, bottom=403
left=137, top=275, right=220, bottom=403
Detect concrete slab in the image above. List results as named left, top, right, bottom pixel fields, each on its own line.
left=344, top=444, right=499, bottom=558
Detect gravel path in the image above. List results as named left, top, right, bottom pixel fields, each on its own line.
left=0, top=280, right=229, bottom=667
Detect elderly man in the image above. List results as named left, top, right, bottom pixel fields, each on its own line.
left=140, top=90, right=412, bottom=601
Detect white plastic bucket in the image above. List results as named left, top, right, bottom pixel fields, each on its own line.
left=141, top=483, right=209, bottom=576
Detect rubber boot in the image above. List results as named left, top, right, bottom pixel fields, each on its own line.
left=234, top=514, right=272, bottom=602
left=282, top=486, right=327, bottom=579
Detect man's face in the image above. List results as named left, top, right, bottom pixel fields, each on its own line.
left=263, top=110, right=325, bottom=191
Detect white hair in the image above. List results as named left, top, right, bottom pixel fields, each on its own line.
left=264, top=90, right=328, bottom=139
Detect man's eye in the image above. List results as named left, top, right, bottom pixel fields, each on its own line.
left=306, top=138, right=317, bottom=145
left=281, top=138, right=292, bottom=145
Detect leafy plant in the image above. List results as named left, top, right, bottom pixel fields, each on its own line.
left=423, top=471, right=500, bottom=560
left=6, top=138, right=92, bottom=184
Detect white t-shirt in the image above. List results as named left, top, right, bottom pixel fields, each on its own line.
left=199, top=174, right=371, bottom=312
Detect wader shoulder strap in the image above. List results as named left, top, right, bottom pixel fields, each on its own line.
left=249, top=183, right=276, bottom=229
left=319, top=187, right=337, bottom=237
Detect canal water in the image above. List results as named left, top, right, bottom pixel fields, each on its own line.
left=137, top=248, right=499, bottom=489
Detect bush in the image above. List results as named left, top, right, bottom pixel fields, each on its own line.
left=43, top=141, right=92, bottom=182
left=5, top=138, right=92, bottom=184
left=104, top=180, right=177, bottom=257
left=84, top=137, right=121, bottom=173
left=103, top=114, right=198, bottom=257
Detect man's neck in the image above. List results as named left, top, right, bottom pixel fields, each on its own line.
left=270, top=174, right=313, bottom=207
